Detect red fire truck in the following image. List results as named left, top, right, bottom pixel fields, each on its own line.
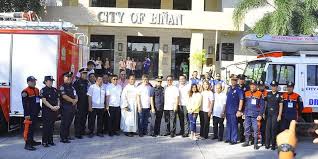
left=0, top=20, right=87, bottom=132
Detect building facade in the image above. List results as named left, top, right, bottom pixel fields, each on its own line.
left=43, top=0, right=256, bottom=79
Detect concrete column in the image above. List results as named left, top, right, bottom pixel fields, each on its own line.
left=78, top=0, right=91, bottom=7
left=190, top=31, right=204, bottom=74
left=116, top=0, right=128, bottom=8
left=161, top=0, right=173, bottom=9
left=192, top=0, right=204, bottom=12
left=159, top=36, right=172, bottom=78
left=77, top=26, right=90, bottom=68
left=114, top=34, right=127, bottom=75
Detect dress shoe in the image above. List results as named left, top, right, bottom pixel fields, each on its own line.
left=218, top=138, right=223, bottom=142
left=151, top=134, right=157, bottom=137
left=75, top=135, right=83, bottom=139
left=97, top=133, right=104, bottom=137
left=48, top=142, right=56, bottom=146
left=225, top=140, right=230, bottom=143
left=88, top=133, right=94, bottom=138
left=212, top=137, right=218, bottom=140
left=176, top=133, right=183, bottom=136
left=170, top=134, right=176, bottom=138
left=114, top=132, right=120, bottom=136
left=254, top=144, right=260, bottom=150
left=24, top=144, right=36, bottom=151
left=139, top=133, right=144, bottom=137
left=271, top=146, right=276, bottom=150
left=31, top=141, right=41, bottom=146
left=42, top=143, right=49, bottom=148
left=230, top=142, right=237, bottom=145
left=109, top=133, right=114, bottom=137
left=265, top=145, right=270, bottom=149
left=60, top=139, right=71, bottom=143
left=67, top=137, right=75, bottom=140
left=182, top=134, right=189, bottom=138
left=163, top=133, right=170, bottom=136
left=128, top=133, right=134, bottom=137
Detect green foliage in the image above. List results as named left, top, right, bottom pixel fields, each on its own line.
left=190, top=50, right=207, bottom=69
left=233, top=0, right=318, bottom=35
left=0, top=0, right=44, bottom=13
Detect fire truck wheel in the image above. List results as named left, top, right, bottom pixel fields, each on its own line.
left=0, top=107, right=8, bottom=133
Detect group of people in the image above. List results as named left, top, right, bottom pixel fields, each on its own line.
left=21, top=66, right=303, bottom=153
left=118, top=57, right=151, bottom=78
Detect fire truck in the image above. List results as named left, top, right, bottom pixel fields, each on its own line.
left=0, top=18, right=89, bottom=132
left=241, top=34, right=318, bottom=121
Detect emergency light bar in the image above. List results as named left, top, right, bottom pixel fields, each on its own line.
left=0, top=21, right=77, bottom=31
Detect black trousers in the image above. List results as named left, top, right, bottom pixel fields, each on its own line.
left=199, top=111, right=210, bottom=138
left=261, top=118, right=267, bottom=144
left=152, top=110, right=164, bottom=135
left=74, top=101, right=88, bottom=136
left=177, top=106, right=189, bottom=135
left=108, top=106, right=121, bottom=134
left=238, top=116, right=245, bottom=142
left=42, top=107, right=57, bottom=144
left=265, top=113, right=278, bottom=147
left=213, top=116, right=225, bottom=140
left=88, top=108, right=105, bottom=134
left=60, top=105, right=75, bottom=140
left=164, top=110, right=176, bottom=135
left=103, top=110, right=110, bottom=133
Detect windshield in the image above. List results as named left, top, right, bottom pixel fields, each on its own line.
left=243, top=60, right=266, bottom=81
left=266, top=64, right=295, bottom=85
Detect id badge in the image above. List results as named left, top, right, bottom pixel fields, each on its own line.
left=288, top=102, right=293, bottom=108
left=251, top=99, right=257, bottom=105
left=36, top=97, right=40, bottom=103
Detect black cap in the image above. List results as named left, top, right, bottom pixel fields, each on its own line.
left=156, top=76, right=163, bottom=82
left=257, top=80, right=265, bottom=86
left=238, top=74, right=246, bottom=80
left=63, top=72, right=73, bottom=77
left=43, top=76, right=55, bottom=84
left=27, top=76, right=37, bottom=82
left=287, top=81, right=295, bottom=87
left=270, top=81, right=278, bottom=86
left=87, top=61, right=96, bottom=66
left=230, top=74, right=238, bottom=80
left=79, top=68, right=89, bottom=73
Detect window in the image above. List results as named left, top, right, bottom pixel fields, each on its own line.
left=91, top=0, right=116, bottom=7
left=90, top=35, right=115, bottom=72
left=266, top=64, right=295, bottom=85
left=307, top=65, right=318, bottom=86
left=221, top=43, right=234, bottom=61
left=244, top=61, right=266, bottom=81
left=128, top=0, right=161, bottom=9
left=173, top=0, right=192, bottom=10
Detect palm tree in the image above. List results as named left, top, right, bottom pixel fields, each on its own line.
left=233, top=0, right=318, bottom=35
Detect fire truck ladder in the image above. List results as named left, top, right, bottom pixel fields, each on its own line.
left=0, top=21, right=77, bottom=31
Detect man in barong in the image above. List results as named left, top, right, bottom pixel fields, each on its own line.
left=120, top=75, right=138, bottom=137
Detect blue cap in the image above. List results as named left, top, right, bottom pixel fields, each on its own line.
left=27, top=76, right=37, bottom=82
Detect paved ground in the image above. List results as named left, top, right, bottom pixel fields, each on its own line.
left=0, top=120, right=318, bottom=159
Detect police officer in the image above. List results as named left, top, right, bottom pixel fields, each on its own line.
left=40, top=76, right=60, bottom=147
left=21, top=76, right=41, bottom=151
left=237, top=74, right=249, bottom=143
left=281, top=82, right=303, bottom=131
left=151, top=76, right=165, bottom=137
left=60, top=72, right=78, bottom=143
left=73, top=68, right=89, bottom=139
left=242, top=81, right=264, bottom=150
left=225, top=74, right=244, bottom=145
left=264, top=81, right=283, bottom=150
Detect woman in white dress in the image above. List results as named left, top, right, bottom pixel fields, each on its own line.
left=120, top=75, right=138, bottom=137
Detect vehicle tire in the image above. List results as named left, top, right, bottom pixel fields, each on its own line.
left=0, top=107, right=8, bottom=133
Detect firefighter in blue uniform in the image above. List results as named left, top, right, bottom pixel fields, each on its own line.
left=40, top=76, right=60, bottom=147
left=73, top=68, right=89, bottom=139
left=21, top=76, right=42, bottom=151
left=242, top=81, right=265, bottom=150
left=264, top=81, right=283, bottom=150
left=60, top=72, right=78, bottom=143
left=257, top=80, right=267, bottom=146
left=281, top=82, right=303, bottom=131
left=237, top=74, right=249, bottom=142
left=225, top=74, right=244, bottom=145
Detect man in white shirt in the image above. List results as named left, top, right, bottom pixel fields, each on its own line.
left=212, top=84, right=227, bottom=141
left=102, top=73, right=110, bottom=134
left=136, top=74, right=155, bottom=137
left=106, top=74, right=122, bottom=136
left=87, top=75, right=106, bottom=138
left=164, top=75, right=179, bottom=138
left=177, top=75, right=191, bottom=137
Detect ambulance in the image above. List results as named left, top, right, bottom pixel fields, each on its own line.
left=0, top=17, right=89, bottom=132
left=241, top=34, right=318, bottom=121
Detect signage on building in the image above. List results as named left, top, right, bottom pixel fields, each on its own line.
left=98, top=11, right=183, bottom=26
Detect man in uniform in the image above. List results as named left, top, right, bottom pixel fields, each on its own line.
left=281, top=82, right=303, bottom=131
left=60, top=72, right=78, bottom=143
left=242, top=82, right=264, bottom=150
left=73, top=68, right=89, bottom=139
left=40, top=76, right=60, bottom=147
left=151, top=76, right=165, bottom=137
left=237, top=74, right=249, bottom=143
left=225, top=74, right=244, bottom=145
left=265, top=81, right=283, bottom=150
left=21, top=76, right=41, bottom=151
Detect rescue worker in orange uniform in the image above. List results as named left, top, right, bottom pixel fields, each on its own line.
left=21, top=76, right=41, bottom=151
left=242, top=81, right=264, bottom=150
left=281, top=82, right=303, bottom=131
